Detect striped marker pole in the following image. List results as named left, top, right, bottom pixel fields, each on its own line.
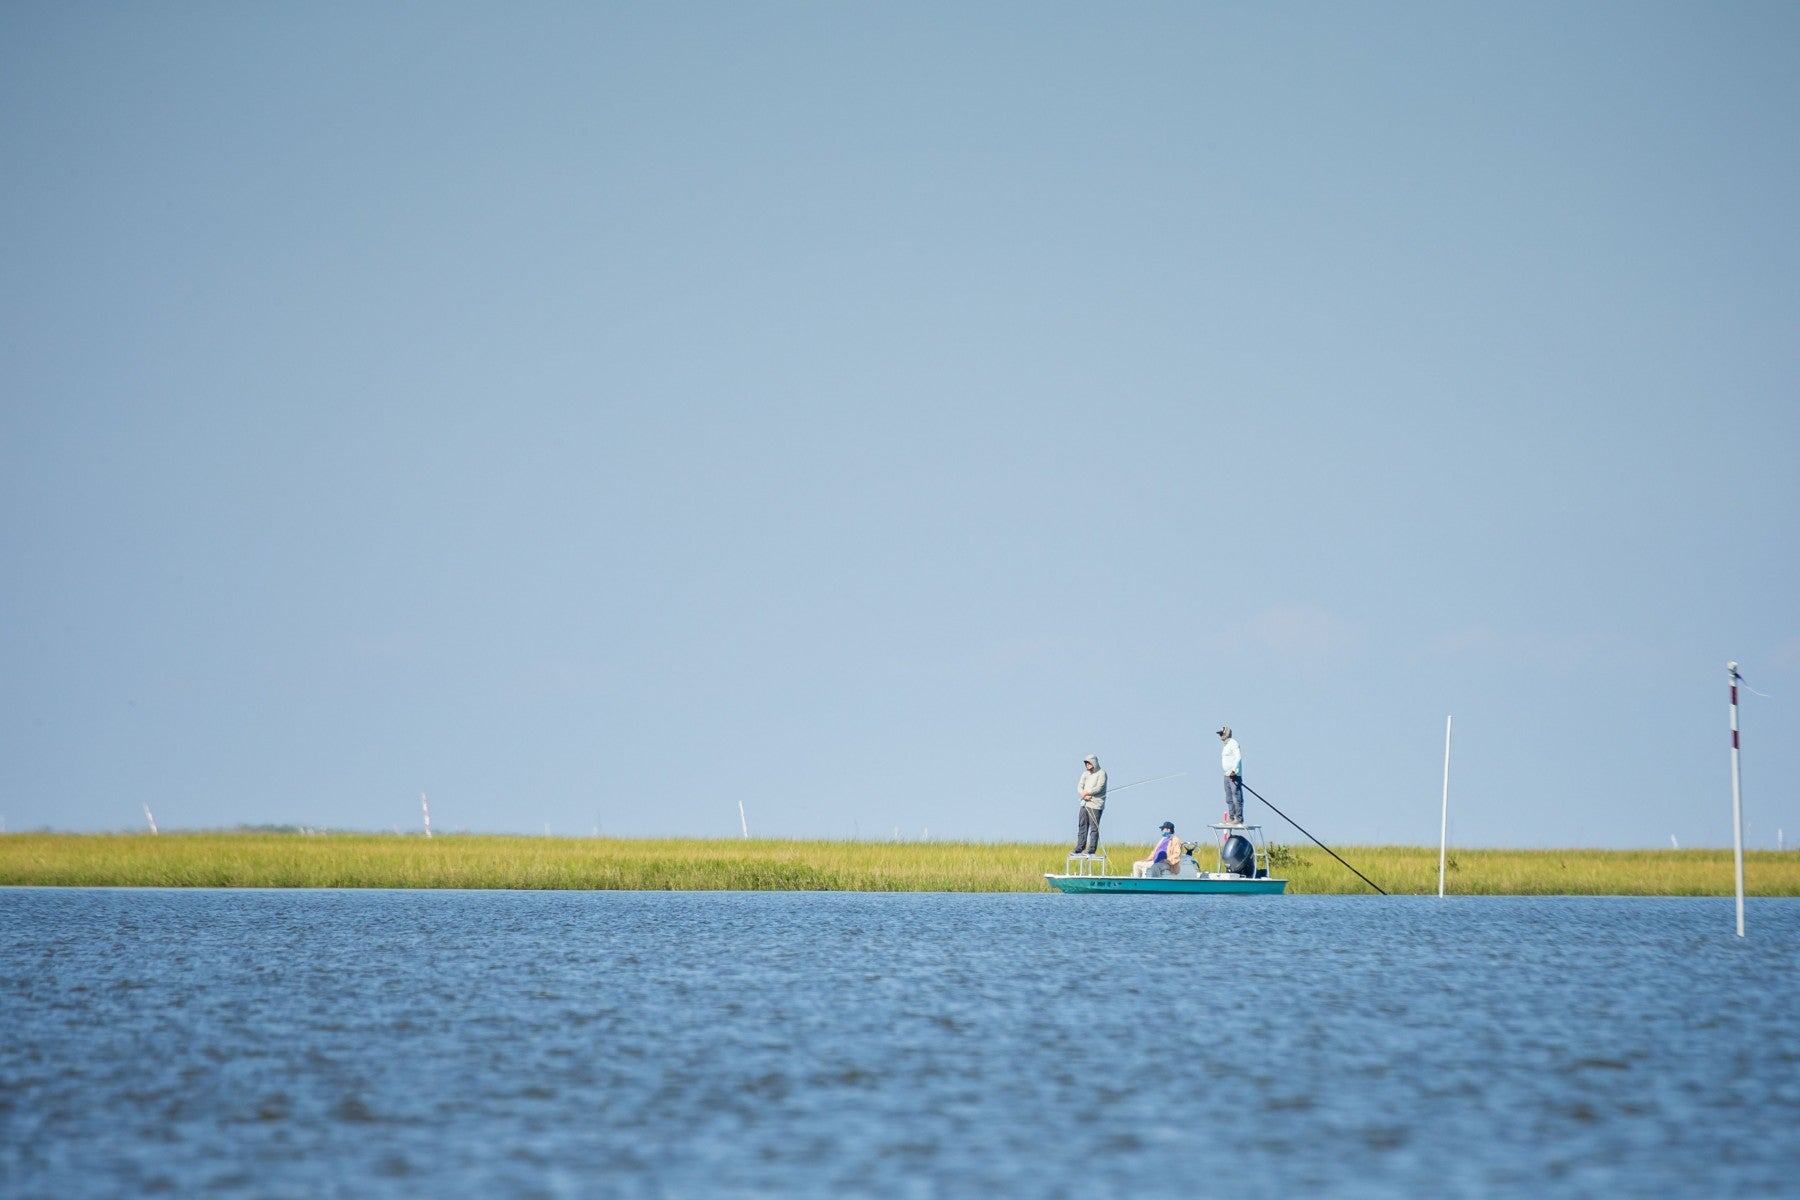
left=1728, top=661, right=1745, bottom=937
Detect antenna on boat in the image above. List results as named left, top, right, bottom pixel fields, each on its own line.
left=1238, top=781, right=1387, bottom=895
left=1729, top=661, right=1746, bottom=937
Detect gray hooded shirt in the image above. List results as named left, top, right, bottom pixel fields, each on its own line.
left=1078, top=758, right=1107, bottom=811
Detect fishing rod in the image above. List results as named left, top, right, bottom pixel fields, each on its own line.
left=1238, top=780, right=1388, bottom=896
left=1100, top=771, right=1187, bottom=796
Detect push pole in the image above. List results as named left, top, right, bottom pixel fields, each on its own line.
left=1729, top=661, right=1745, bottom=937
left=1438, top=715, right=1452, bottom=898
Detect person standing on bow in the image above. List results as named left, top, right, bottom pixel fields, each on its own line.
left=1218, top=726, right=1244, bottom=824
left=1073, top=754, right=1107, bottom=855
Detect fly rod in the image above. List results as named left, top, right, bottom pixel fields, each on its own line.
left=1239, top=780, right=1387, bottom=895
left=1102, top=771, right=1187, bottom=796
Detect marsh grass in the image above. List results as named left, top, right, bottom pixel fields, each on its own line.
left=1275, top=844, right=1800, bottom=896
left=0, top=833, right=1053, bottom=892
left=2, top=833, right=1798, bottom=895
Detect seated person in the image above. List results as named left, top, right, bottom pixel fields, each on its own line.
left=1132, top=822, right=1182, bottom=877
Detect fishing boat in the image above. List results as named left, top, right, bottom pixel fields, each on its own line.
left=1044, top=822, right=1287, bottom=895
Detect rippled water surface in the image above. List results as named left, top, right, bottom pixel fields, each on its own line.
left=3, top=888, right=1796, bottom=1197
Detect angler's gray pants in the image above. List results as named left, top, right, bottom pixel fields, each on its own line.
left=1075, top=805, right=1103, bottom=854
left=1223, top=775, right=1243, bottom=823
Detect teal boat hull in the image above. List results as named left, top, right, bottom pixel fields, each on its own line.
left=1044, top=873, right=1287, bottom=895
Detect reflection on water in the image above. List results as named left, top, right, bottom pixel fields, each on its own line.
left=2, top=889, right=1796, bottom=1197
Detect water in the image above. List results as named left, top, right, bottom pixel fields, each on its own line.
left=2, top=889, right=1796, bottom=1198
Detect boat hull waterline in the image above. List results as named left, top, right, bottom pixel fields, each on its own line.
left=1043, top=873, right=1287, bottom=895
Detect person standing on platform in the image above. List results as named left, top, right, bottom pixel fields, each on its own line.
left=1218, top=727, right=1243, bottom=824
left=1074, top=754, right=1107, bottom=855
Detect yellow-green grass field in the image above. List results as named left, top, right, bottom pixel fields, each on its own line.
left=2, top=833, right=1797, bottom=895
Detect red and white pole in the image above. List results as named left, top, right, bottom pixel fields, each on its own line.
left=1728, top=661, right=1745, bottom=937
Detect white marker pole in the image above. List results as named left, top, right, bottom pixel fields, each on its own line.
left=143, top=804, right=158, bottom=835
left=738, top=800, right=748, bottom=838
left=421, top=792, right=432, bottom=838
left=1438, top=715, right=1452, bottom=898
left=1728, top=661, right=1746, bottom=937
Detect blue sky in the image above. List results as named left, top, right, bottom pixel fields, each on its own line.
left=4, top=3, right=1795, bottom=849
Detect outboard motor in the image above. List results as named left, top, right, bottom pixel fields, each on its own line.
left=1219, top=834, right=1256, bottom=877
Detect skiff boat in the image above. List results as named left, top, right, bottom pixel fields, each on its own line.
left=1044, top=822, right=1288, bottom=895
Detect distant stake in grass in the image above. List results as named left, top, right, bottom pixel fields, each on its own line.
left=1439, top=714, right=1452, bottom=898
